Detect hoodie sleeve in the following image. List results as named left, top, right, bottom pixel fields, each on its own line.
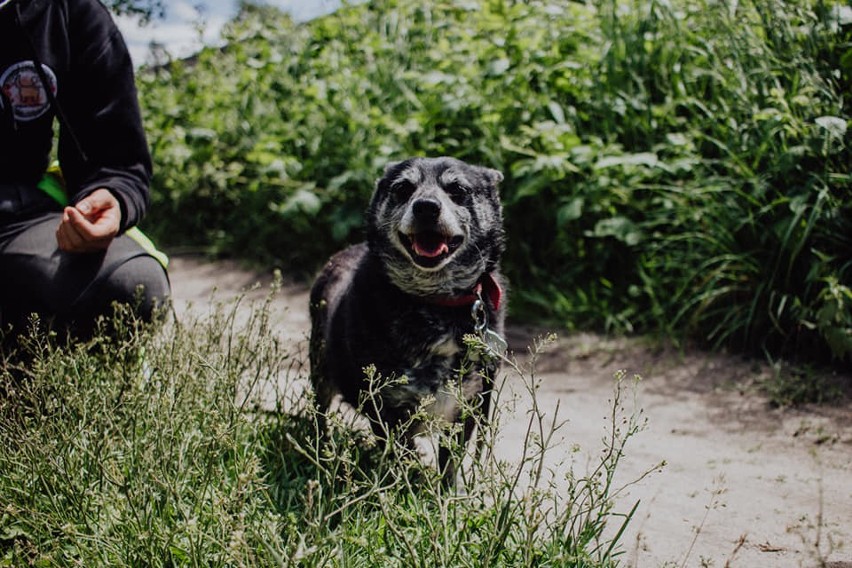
left=59, top=0, right=151, bottom=233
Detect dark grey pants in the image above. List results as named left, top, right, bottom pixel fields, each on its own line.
left=1, top=186, right=170, bottom=343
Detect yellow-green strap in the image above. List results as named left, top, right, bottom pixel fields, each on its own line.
left=125, top=227, right=170, bottom=269
left=36, top=164, right=169, bottom=269
left=36, top=166, right=69, bottom=206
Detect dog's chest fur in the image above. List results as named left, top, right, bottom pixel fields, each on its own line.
left=312, top=243, right=500, bottom=425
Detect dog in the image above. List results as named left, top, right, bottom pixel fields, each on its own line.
left=309, top=156, right=507, bottom=483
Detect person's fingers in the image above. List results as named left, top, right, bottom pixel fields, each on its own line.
left=55, top=190, right=121, bottom=252
left=67, top=206, right=116, bottom=240
left=57, top=207, right=113, bottom=252
left=55, top=225, right=69, bottom=251
left=76, top=190, right=121, bottom=238
left=57, top=210, right=87, bottom=251
left=76, top=189, right=116, bottom=219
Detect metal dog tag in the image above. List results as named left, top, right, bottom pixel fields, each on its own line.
left=483, top=328, right=508, bottom=358
left=470, top=295, right=507, bottom=359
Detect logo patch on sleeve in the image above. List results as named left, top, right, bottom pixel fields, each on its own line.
left=0, top=61, right=58, bottom=122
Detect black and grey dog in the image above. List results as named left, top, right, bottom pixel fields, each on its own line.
left=309, top=156, right=507, bottom=482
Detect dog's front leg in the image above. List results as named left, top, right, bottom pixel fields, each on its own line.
left=437, top=371, right=493, bottom=488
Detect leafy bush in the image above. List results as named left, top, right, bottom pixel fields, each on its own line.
left=137, top=0, right=851, bottom=364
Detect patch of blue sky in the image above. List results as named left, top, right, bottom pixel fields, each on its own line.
left=116, top=0, right=343, bottom=65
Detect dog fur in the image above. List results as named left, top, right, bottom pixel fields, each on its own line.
left=309, top=156, right=506, bottom=482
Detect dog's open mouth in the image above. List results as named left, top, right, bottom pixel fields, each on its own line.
left=400, top=231, right=464, bottom=268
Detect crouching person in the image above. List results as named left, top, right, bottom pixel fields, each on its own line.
left=0, top=0, right=169, bottom=348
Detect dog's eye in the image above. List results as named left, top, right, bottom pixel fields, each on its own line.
left=392, top=181, right=415, bottom=200
left=445, top=182, right=468, bottom=204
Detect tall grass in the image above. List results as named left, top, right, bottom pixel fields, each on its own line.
left=0, top=302, right=287, bottom=565
left=599, top=0, right=852, bottom=360
left=136, top=0, right=850, bottom=365
left=1, top=295, right=650, bottom=566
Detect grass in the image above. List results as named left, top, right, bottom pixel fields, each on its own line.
left=0, top=290, right=654, bottom=567
left=760, top=361, right=848, bottom=408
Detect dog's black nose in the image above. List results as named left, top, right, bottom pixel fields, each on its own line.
left=412, top=198, right=441, bottom=222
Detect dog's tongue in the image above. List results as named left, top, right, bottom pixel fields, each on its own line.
left=413, top=233, right=449, bottom=258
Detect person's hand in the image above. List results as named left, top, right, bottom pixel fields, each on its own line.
left=56, top=188, right=121, bottom=253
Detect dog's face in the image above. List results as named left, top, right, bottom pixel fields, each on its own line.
left=367, top=157, right=504, bottom=297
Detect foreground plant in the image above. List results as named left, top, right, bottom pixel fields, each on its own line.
left=1, top=294, right=653, bottom=566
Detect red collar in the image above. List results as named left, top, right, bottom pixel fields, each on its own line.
left=427, top=273, right=503, bottom=311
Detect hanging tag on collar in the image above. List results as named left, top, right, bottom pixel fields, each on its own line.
left=482, top=327, right=508, bottom=359
left=470, top=294, right=507, bottom=360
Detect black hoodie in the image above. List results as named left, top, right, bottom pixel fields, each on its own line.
left=0, top=0, right=151, bottom=232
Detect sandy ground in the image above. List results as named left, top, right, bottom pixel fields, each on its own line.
left=167, top=255, right=852, bottom=568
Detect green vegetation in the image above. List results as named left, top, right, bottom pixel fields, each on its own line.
left=105, top=0, right=164, bottom=23
left=1, top=298, right=651, bottom=566
left=137, top=0, right=851, bottom=364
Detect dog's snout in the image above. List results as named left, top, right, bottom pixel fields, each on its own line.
left=412, top=198, right=441, bottom=222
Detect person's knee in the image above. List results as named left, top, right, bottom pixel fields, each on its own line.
left=104, top=256, right=171, bottom=323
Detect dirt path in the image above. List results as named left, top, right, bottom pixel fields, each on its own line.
left=168, top=255, right=852, bottom=568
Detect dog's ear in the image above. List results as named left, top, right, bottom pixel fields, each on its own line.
left=382, top=160, right=403, bottom=176
left=481, top=167, right=504, bottom=189
left=375, top=159, right=410, bottom=192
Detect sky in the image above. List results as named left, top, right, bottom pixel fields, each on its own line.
left=115, top=0, right=343, bottom=65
